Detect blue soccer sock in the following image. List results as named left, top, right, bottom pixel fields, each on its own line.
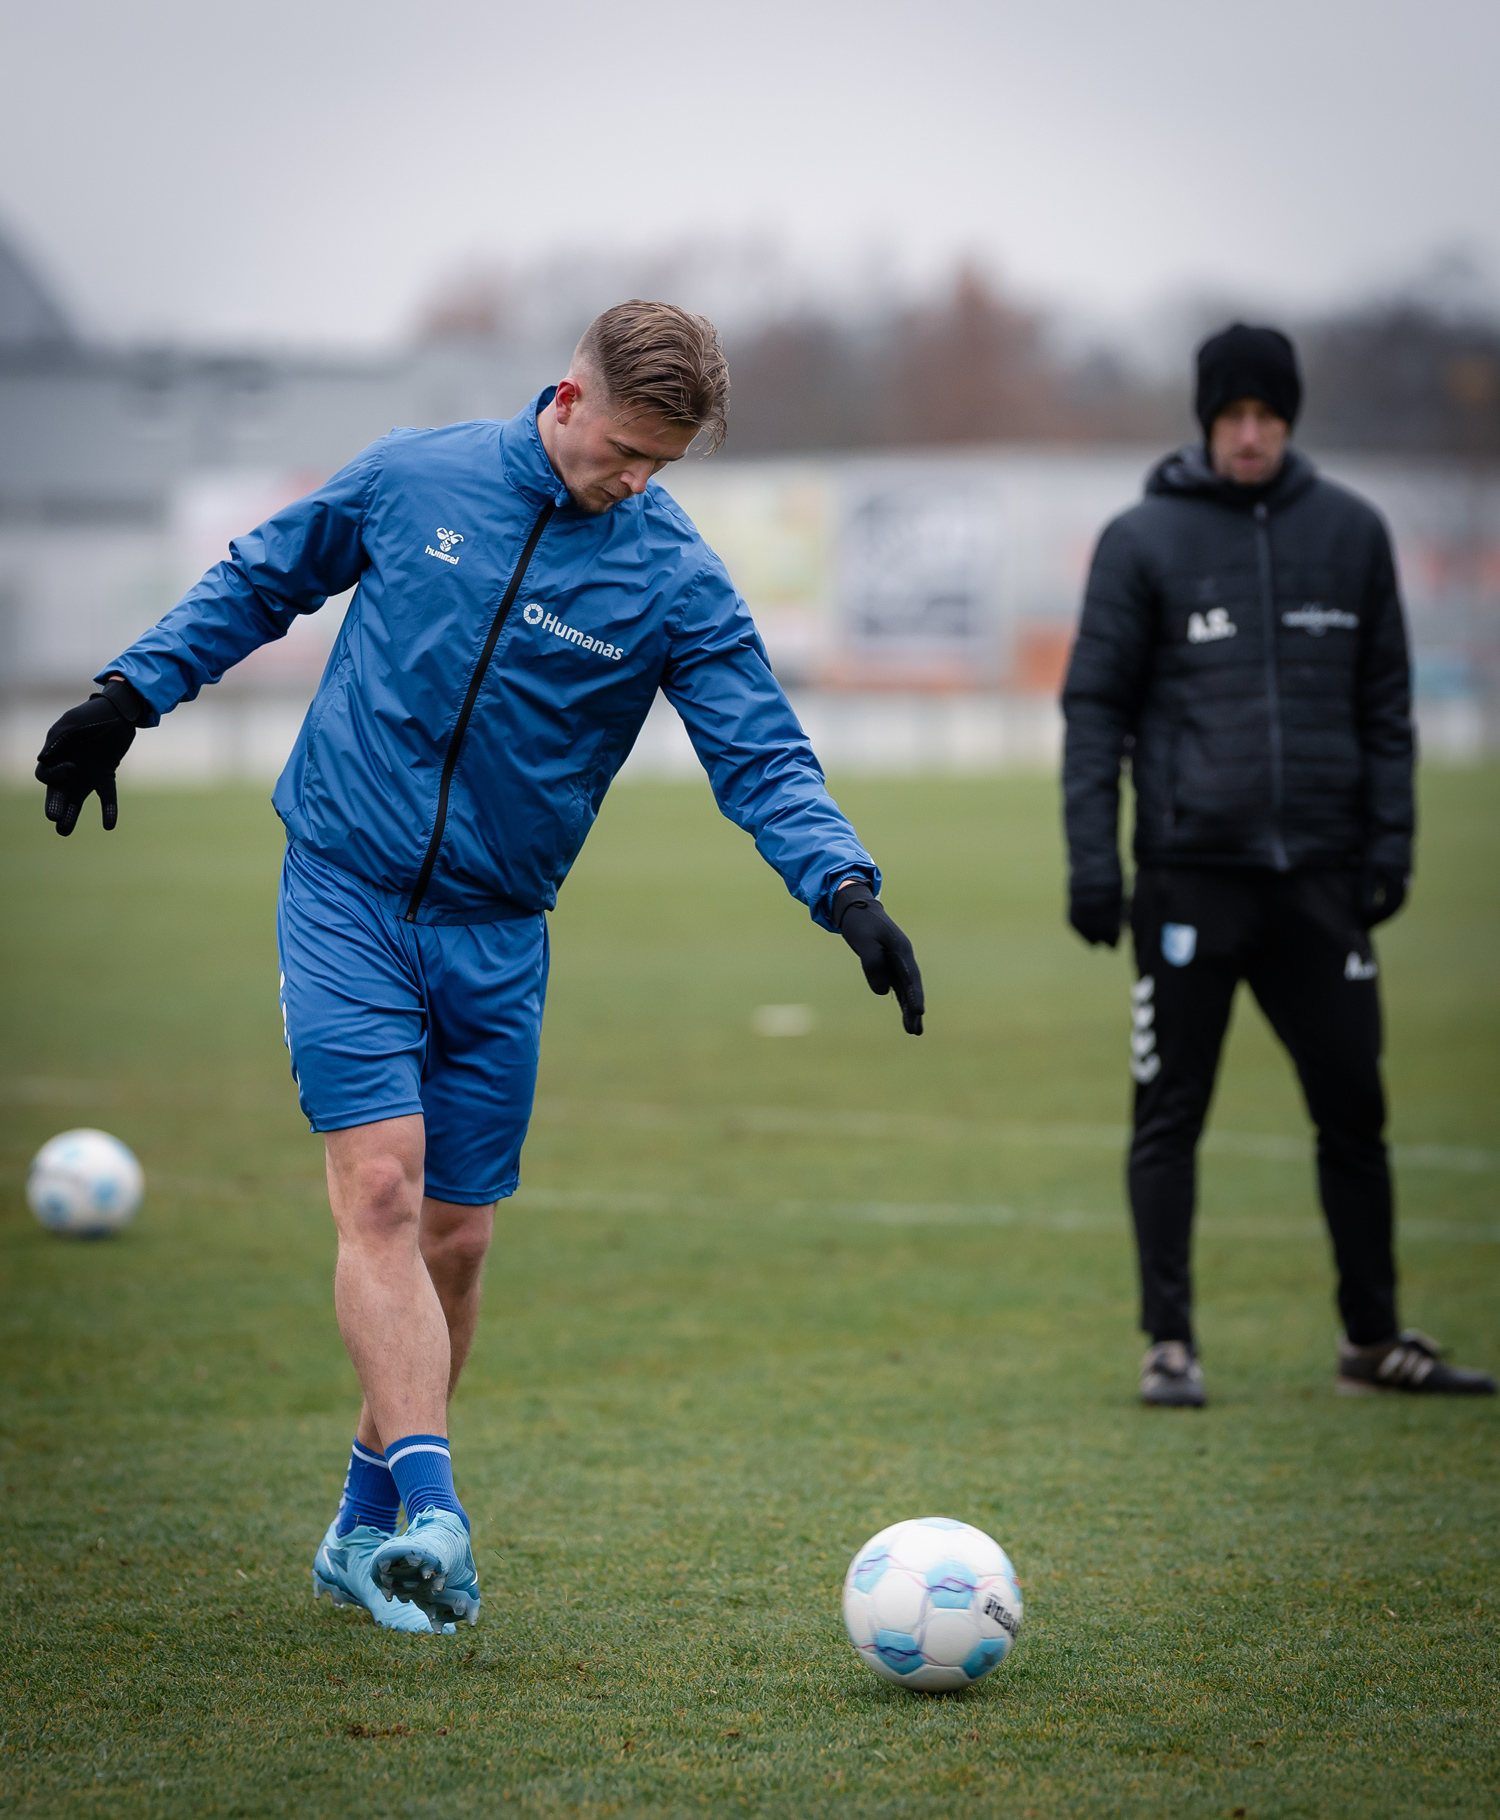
left=334, top=1437, right=402, bottom=1536
left=384, top=1434, right=470, bottom=1533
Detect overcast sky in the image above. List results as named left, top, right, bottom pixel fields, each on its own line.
left=2, top=0, right=1497, bottom=349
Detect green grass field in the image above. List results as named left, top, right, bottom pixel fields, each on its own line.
left=2, top=768, right=1497, bottom=1819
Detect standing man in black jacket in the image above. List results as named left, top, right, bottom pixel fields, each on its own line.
left=1062, top=322, right=1494, bottom=1407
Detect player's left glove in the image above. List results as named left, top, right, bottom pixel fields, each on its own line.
left=1068, top=888, right=1123, bottom=948
left=35, top=677, right=147, bottom=836
left=832, top=881, right=924, bottom=1035
left=1357, top=867, right=1408, bottom=929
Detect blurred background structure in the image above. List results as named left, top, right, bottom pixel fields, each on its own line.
left=3, top=228, right=1497, bottom=779
left=3, top=0, right=1499, bottom=779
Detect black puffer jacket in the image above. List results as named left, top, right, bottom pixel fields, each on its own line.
left=1061, top=445, right=1414, bottom=898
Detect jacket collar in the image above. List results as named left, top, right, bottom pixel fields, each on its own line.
left=1145, top=442, right=1318, bottom=513
left=500, top=387, right=574, bottom=512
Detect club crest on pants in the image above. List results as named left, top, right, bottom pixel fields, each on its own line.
left=1161, top=923, right=1197, bottom=967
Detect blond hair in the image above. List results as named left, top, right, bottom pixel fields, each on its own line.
left=575, top=301, right=730, bottom=453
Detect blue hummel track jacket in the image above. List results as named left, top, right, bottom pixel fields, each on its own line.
left=101, top=390, right=877, bottom=926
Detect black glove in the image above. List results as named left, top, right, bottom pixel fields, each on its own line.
left=831, top=881, right=925, bottom=1035
left=1068, top=888, right=1123, bottom=948
left=1357, top=867, right=1408, bottom=929
left=35, top=678, right=146, bottom=836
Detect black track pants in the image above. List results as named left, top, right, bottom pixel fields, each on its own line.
left=1127, top=867, right=1397, bottom=1348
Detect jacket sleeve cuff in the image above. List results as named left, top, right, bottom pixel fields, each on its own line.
left=813, top=867, right=879, bottom=932
left=92, top=667, right=163, bottom=728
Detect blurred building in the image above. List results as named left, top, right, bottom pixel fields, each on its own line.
left=2, top=229, right=1496, bottom=781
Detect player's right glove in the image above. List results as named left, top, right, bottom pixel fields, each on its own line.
left=35, top=677, right=147, bottom=836
left=1068, top=888, right=1123, bottom=948
left=831, top=881, right=925, bottom=1035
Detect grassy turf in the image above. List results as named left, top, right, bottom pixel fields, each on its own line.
left=1, top=768, right=1497, bottom=1819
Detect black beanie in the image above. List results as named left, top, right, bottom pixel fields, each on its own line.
left=1195, top=322, right=1302, bottom=433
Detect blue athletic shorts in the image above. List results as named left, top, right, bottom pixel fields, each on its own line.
left=275, top=840, right=549, bottom=1205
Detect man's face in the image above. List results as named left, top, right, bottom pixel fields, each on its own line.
left=539, top=374, right=698, bottom=515
left=1209, top=398, right=1290, bottom=487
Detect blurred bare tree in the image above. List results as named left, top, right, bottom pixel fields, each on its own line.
left=721, top=315, right=874, bottom=451
left=416, top=266, right=514, bottom=343
left=411, top=245, right=1500, bottom=460
left=1300, top=305, right=1500, bottom=461
left=876, top=265, right=1065, bottom=444
left=721, top=266, right=1181, bottom=453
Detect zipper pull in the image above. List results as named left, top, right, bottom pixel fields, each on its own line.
left=1254, top=502, right=1268, bottom=522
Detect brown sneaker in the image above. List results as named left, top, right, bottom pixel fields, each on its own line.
left=1140, top=1341, right=1206, bottom=1407
left=1337, top=1329, right=1496, bottom=1397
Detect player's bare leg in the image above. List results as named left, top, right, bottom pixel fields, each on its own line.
left=352, top=1196, right=496, bottom=1453
left=421, top=1197, right=497, bottom=1381
left=314, top=1117, right=484, bottom=1630
left=322, top=1118, right=488, bottom=1625
left=326, top=1117, right=450, bottom=1444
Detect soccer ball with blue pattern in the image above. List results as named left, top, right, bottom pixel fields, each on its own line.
left=26, top=1129, right=143, bottom=1236
left=842, top=1517, right=1022, bottom=1692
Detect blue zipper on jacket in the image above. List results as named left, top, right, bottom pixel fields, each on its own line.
left=1253, top=501, right=1289, bottom=871
left=404, top=499, right=558, bottom=922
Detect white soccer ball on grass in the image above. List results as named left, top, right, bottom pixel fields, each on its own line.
left=26, top=1129, right=144, bottom=1236
left=842, top=1517, right=1023, bottom=1692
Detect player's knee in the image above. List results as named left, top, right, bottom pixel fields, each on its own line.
left=338, top=1152, right=421, bottom=1240
left=1315, top=1118, right=1387, bottom=1163
left=1308, top=1081, right=1386, bottom=1137
left=1131, top=1105, right=1208, bottom=1159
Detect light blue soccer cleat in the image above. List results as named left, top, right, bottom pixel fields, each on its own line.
left=313, top=1520, right=455, bottom=1634
left=371, top=1508, right=481, bottom=1628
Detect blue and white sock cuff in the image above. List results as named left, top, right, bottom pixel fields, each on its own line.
left=385, top=1437, right=451, bottom=1468
left=352, top=1440, right=392, bottom=1472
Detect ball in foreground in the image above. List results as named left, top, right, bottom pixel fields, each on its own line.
left=843, top=1517, right=1022, bottom=1692
left=26, top=1129, right=143, bottom=1236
